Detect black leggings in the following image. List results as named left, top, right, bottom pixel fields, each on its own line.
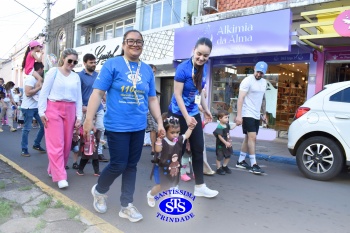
left=169, top=112, right=204, bottom=185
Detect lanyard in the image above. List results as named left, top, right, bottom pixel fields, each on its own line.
left=123, top=56, right=141, bottom=88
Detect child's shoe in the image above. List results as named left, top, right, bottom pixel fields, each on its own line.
left=76, top=170, right=84, bottom=176
left=216, top=167, right=226, bottom=175
left=72, top=162, right=79, bottom=169
left=222, top=165, right=232, bottom=174
left=147, top=191, right=155, bottom=207
left=10, top=127, right=17, bottom=132
left=181, top=174, right=191, bottom=182
left=94, top=172, right=101, bottom=177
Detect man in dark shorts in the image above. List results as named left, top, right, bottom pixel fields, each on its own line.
left=235, top=61, right=268, bottom=174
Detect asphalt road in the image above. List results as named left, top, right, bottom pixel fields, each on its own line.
left=1, top=128, right=350, bottom=233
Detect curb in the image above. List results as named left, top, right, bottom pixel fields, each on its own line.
left=0, top=153, right=123, bottom=233
left=206, top=147, right=296, bottom=165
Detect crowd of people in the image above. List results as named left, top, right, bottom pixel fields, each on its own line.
left=0, top=30, right=269, bottom=223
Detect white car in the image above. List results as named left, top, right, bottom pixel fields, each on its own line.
left=288, top=81, right=350, bottom=181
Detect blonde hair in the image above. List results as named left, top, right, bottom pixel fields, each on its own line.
left=58, top=48, right=78, bottom=66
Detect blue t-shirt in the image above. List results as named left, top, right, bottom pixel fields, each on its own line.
left=93, top=56, right=156, bottom=132
left=168, top=58, right=207, bottom=116
left=78, top=70, right=103, bottom=112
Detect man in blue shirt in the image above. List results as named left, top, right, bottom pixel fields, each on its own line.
left=78, top=54, right=108, bottom=163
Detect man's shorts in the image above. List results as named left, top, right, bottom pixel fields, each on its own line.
left=216, top=147, right=232, bottom=161
left=242, top=117, right=260, bottom=135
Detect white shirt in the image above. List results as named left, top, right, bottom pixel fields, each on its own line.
left=38, top=67, right=83, bottom=120
left=22, top=75, right=38, bottom=109
left=239, top=74, right=266, bottom=119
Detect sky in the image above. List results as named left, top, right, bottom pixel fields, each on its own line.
left=0, top=0, right=76, bottom=59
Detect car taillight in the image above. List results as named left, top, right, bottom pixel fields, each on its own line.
left=294, top=107, right=310, bottom=120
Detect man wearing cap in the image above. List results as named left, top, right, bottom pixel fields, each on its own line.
left=235, top=61, right=268, bottom=174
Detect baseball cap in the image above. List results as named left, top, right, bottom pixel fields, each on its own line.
left=255, top=61, right=268, bottom=74
left=29, top=40, right=42, bottom=48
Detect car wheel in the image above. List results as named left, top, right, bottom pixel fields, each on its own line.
left=296, top=136, right=344, bottom=181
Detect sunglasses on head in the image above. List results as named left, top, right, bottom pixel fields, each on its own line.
left=67, top=59, right=78, bottom=65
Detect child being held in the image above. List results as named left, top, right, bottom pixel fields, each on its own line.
left=147, top=113, right=194, bottom=207
left=213, top=110, right=236, bottom=175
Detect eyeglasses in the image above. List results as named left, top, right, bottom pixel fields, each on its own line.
left=125, top=39, right=144, bottom=47
left=67, top=59, right=78, bottom=65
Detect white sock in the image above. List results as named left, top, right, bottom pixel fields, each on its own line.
left=249, top=154, right=256, bottom=166
left=238, top=152, right=247, bottom=162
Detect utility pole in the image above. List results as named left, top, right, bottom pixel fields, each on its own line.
left=44, top=0, right=51, bottom=72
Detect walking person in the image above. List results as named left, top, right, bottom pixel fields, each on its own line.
left=84, top=30, right=165, bottom=222
left=0, top=81, right=18, bottom=132
left=21, top=62, right=46, bottom=157
left=168, top=37, right=218, bottom=198
left=38, top=48, right=82, bottom=189
left=145, top=64, right=158, bottom=155
left=235, top=61, right=268, bottom=174
left=78, top=53, right=108, bottom=163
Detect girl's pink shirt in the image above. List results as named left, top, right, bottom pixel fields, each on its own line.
left=24, top=51, right=35, bottom=75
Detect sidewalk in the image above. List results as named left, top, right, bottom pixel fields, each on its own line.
left=204, top=133, right=296, bottom=165
left=0, top=158, right=120, bottom=233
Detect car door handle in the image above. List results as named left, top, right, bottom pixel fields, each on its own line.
left=335, top=114, right=350, bottom=119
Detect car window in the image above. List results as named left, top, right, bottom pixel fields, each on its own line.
left=329, top=87, right=350, bottom=103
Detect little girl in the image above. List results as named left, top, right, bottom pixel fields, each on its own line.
left=21, top=41, right=44, bottom=98
left=147, top=114, right=194, bottom=207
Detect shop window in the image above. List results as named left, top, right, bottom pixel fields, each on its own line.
left=325, top=63, right=350, bottom=85
left=142, top=0, right=182, bottom=31
left=330, top=87, right=350, bottom=103
left=105, top=24, right=114, bottom=40
left=95, top=27, right=104, bottom=42
left=210, top=63, right=308, bottom=131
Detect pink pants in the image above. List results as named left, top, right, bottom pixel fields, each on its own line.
left=45, top=100, right=76, bottom=182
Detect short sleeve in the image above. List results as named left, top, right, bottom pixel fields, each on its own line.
left=239, top=76, right=251, bottom=92
left=174, top=65, right=186, bottom=83
left=25, top=77, right=35, bottom=88
left=213, top=127, right=224, bottom=138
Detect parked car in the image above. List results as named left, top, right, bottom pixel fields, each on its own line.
left=288, top=81, right=350, bottom=181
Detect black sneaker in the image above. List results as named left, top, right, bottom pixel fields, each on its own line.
left=65, top=165, right=69, bottom=170
left=76, top=170, right=85, bottom=176
left=249, top=164, right=265, bottom=174
left=21, top=149, right=30, bottom=157
left=236, top=160, right=251, bottom=169
left=32, top=145, right=46, bottom=152
left=216, top=167, right=226, bottom=175
left=98, top=154, right=109, bottom=162
left=72, top=162, right=79, bottom=169
left=222, top=166, right=232, bottom=174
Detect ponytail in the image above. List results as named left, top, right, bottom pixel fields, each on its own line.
left=193, top=65, right=204, bottom=93
left=21, top=46, right=31, bottom=70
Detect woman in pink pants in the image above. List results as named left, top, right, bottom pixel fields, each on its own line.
left=38, top=48, right=82, bottom=189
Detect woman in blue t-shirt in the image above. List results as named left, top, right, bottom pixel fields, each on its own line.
left=83, top=30, right=165, bottom=223
left=168, top=37, right=218, bottom=198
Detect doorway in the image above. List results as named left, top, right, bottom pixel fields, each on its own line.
left=160, top=78, right=174, bottom=113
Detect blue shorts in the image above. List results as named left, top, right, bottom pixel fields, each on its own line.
left=154, top=164, right=160, bottom=184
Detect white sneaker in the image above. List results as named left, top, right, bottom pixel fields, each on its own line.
left=91, top=184, right=107, bottom=213
left=119, top=203, right=143, bottom=222
left=194, top=184, right=218, bottom=198
left=147, top=191, right=155, bottom=207
left=58, top=180, right=68, bottom=189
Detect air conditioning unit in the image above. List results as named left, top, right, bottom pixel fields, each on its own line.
left=203, top=0, right=217, bottom=11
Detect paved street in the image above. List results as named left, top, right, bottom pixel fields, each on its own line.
left=0, top=127, right=350, bottom=233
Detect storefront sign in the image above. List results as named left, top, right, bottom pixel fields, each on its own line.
left=333, top=10, right=350, bottom=37
left=74, top=37, right=123, bottom=71
left=325, top=51, right=350, bottom=61
left=174, top=9, right=292, bottom=59
left=212, top=53, right=310, bottom=66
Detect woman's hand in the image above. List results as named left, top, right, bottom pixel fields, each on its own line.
left=40, top=114, right=48, bottom=128
left=83, top=119, right=93, bottom=141
left=235, top=116, right=243, bottom=126
left=185, top=116, right=197, bottom=128
left=203, top=110, right=213, bottom=123
left=157, top=124, right=165, bottom=139
left=75, top=119, right=81, bottom=128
